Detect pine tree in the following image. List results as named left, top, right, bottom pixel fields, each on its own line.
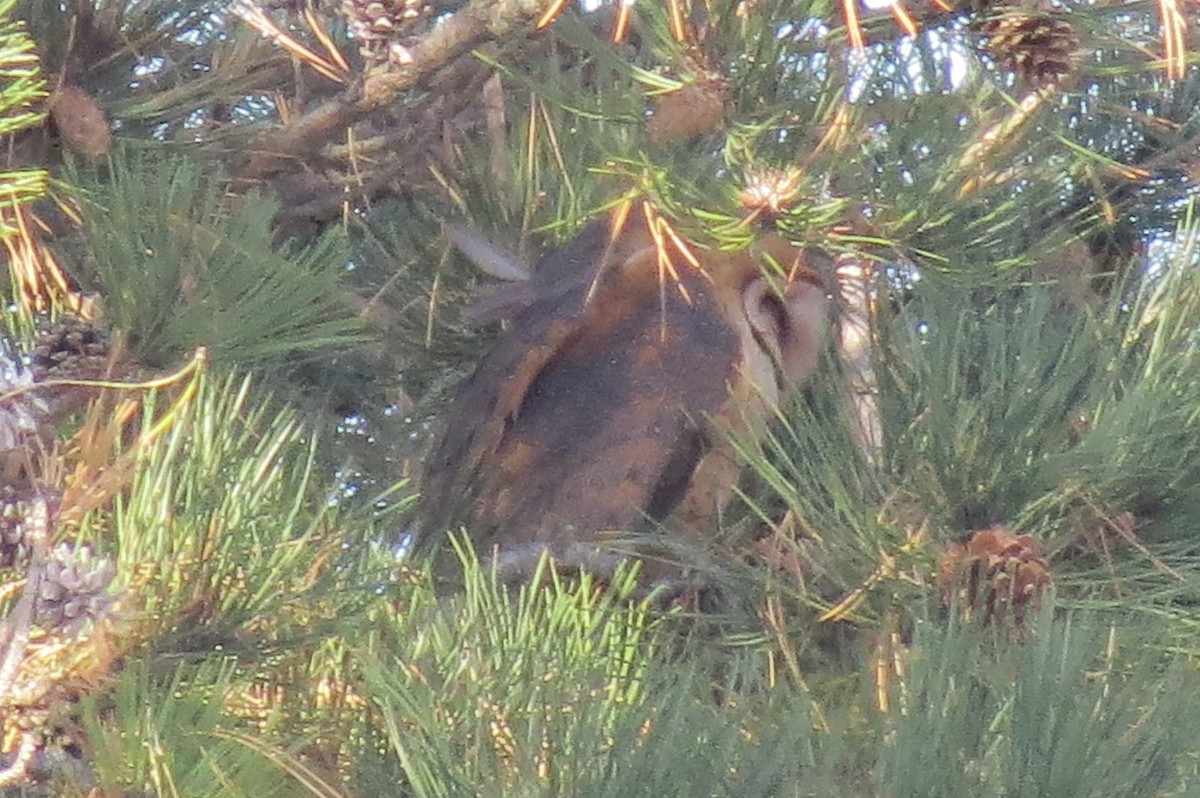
left=2, top=0, right=1200, bottom=794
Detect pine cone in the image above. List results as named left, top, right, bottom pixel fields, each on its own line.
left=0, top=345, right=49, bottom=478
left=48, top=85, right=112, bottom=159
left=976, top=11, right=1079, bottom=87
left=646, top=69, right=729, bottom=145
left=30, top=316, right=115, bottom=418
left=340, top=0, right=434, bottom=65
left=35, top=543, right=118, bottom=636
left=0, top=487, right=30, bottom=569
left=30, top=317, right=111, bottom=383
left=937, top=525, right=1052, bottom=626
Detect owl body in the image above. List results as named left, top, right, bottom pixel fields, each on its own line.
left=420, top=209, right=829, bottom=584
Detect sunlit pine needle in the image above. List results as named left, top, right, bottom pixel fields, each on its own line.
left=613, top=0, right=633, bottom=41
left=644, top=204, right=694, bottom=305
left=889, top=1, right=918, bottom=38
left=1158, top=0, right=1186, bottom=80
left=581, top=199, right=636, bottom=307
left=302, top=2, right=351, bottom=73
left=668, top=0, right=689, bottom=41
left=842, top=0, right=867, bottom=52
left=536, top=0, right=569, bottom=30
left=233, top=1, right=346, bottom=83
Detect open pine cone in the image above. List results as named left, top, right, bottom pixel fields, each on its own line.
left=340, top=0, right=434, bottom=65
left=0, top=343, right=50, bottom=483
left=975, top=11, right=1079, bottom=87
left=35, top=543, right=119, bottom=636
left=0, top=487, right=29, bottom=569
left=937, top=525, right=1052, bottom=626
left=29, top=316, right=120, bottom=419
left=30, top=316, right=111, bottom=383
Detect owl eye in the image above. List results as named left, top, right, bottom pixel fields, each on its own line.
left=743, top=278, right=790, bottom=351
left=758, top=290, right=791, bottom=344
left=740, top=277, right=794, bottom=391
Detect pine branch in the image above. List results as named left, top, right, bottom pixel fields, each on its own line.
left=236, top=0, right=549, bottom=179
left=0, top=0, right=49, bottom=216
left=65, top=154, right=364, bottom=371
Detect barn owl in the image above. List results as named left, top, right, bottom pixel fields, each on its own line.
left=418, top=207, right=831, bottom=587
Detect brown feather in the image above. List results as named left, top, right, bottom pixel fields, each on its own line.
left=419, top=209, right=830, bottom=585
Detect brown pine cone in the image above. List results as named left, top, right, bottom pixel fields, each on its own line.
left=340, top=0, right=434, bottom=65
left=646, top=70, right=729, bottom=145
left=48, top=86, right=112, bottom=159
left=938, top=525, right=1052, bottom=626
left=975, top=11, right=1079, bottom=87
left=29, top=316, right=117, bottom=418
left=30, top=317, right=111, bottom=383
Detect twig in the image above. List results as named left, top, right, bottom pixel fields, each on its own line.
left=0, top=731, right=38, bottom=788
left=0, top=498, right=50, bottom=701
left=237, top=0, right=547, bottom=177
left=0, top=502, right=50, bottom=789
left=483, top=72, right=511, bottom=198
left=835, top=255, right=883, bottom=469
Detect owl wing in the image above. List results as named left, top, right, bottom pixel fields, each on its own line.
left=419, top=219, right=614, bottom=535
left=460, top=219, right=613, bottom=327
left=472, top=260, right=741, bottom=539
left=419, top=230, right=745, bottom=563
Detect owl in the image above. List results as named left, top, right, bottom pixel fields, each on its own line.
left=418, top=206, right=831, bottom=587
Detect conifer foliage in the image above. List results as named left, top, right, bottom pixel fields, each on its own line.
left=2, top=0, right=1200, bottom=793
